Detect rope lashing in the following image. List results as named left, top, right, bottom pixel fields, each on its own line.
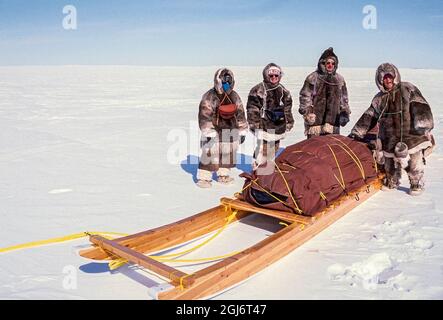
left=273, top=161, right=303, bottom=215
left=0, top=231, right=129, bottom=254
left=327, top=144, right=347, bottom=192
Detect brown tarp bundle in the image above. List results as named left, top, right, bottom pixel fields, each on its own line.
left=240, top=135, right=378, bottom=216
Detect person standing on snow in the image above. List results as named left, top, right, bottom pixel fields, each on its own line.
left=299, top=47, right=351, bottom=139
left=246, top=63, right=294, bottom=169
left=349, top=63, right=434, bottom=196
left=197, top=68, right=248, bottom=188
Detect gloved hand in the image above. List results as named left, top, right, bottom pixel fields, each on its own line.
left=348, top=133, right=363, bottom=142
left=303, top=113, right=316, bottom=126
left=347, top=133, right=356, bottom=140
left=240, top=135, right=246, bottom=145
left=339, top=112, right=350, bottom=127
left=367, top=140, right=377, bottom=151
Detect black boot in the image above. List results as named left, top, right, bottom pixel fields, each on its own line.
left=408, top=184, right=424, bottom=196
left=381, top=177, right=399, bottom=191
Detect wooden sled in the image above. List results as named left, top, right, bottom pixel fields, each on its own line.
left=79, top=177, right=383, bottom=300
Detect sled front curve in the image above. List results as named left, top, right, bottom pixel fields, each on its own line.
left=79, top=178, right=382, bottom=300
left=79, top=205, right=248, bottom=261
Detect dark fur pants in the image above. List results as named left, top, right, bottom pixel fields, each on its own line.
left=199, top=141, right=238, bottom=172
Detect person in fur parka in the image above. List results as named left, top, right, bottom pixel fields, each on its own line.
left=350, top=63, right=434, bottom=195
left=299, top=47, right=351, bottom=138
left=197, top=68, right=248, bottom=188
left=246, top=63, right=295, bottom=169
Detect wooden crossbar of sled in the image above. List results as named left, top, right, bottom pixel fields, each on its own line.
left=79, top=178, right=382, bottom=300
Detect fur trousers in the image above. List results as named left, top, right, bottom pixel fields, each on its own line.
left=384, top=151, right=425, bottom=188
left=198, top=141, right=239, bottom=180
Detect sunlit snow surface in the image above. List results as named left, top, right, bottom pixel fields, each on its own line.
left=0, top=66, right=442, bottom=300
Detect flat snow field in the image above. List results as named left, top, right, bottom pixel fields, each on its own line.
left=0, top=66, right=442, bottom=300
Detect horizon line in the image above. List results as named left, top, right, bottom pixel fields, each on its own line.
left=0, top=64, right=441, bottom=71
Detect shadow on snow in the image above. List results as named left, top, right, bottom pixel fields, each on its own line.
left=180, top=148, right=285, bottom=183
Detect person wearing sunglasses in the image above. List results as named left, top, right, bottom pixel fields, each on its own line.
left=197, top=68, right=248, bottom=188
left=349, top=63, right=434, bottom=196
left=299, top=47, right=351, bottom=139
left=246, top=63, right=295, bottom=169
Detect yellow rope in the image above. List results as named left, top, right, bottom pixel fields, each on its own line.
left=327, top=144, right=347, bottom=191
left=234, top=178, right=258, bottom=198
left=0, top=218, right=242, bottom=268
left=149, top=210, right=238, bottom=260
left=251, top=180, right=292, bottom=209
left=334, top=144, right=366, bottom=180
left=0, top=231, right=129, bottom=254
left=282, top=163, right=297, bottom=170
left=320, top=192, right=327, bottom=201
left=236, top=162, right=303, bottom=215
left=8, top=141, right=372, bottom=270
left=109, top=258, right=129, bottom=271
left=156, top=250, right=242, bottom=264
left=283, top=164, right=328, bottom=203
left=108, top=210, right=241, bottom=269
left=242, top=179, right=257, bottom=192
left=281, top=221, right=306, bottom=232
left=330, top=136, right=367, bottom=180
left=373, top=156, right=378, bottom=173
left=168, top=270, right=182, bottom=282
left=273, top=161, right=303, bottom=214
left=179, top=274, right=195, bottom=290
left=333, top=173, right=346, bottom=191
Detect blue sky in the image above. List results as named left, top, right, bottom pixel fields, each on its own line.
left=0, top=0, right=442, bottom=68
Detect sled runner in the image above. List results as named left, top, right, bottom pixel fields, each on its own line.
left=79, top=177, right=382, bottom=300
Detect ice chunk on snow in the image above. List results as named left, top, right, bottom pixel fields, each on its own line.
left=328, top=253, right=397, bottom=290
left=348, top=253, right=394, bottom=290
left=412, top=239, right=434, bottom=250
left=327, top=264, right=347, bottom=280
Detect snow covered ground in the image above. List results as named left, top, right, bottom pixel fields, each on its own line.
left=0, top=66, right=442, bottom=300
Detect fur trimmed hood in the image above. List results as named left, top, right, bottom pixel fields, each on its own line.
left=262, top=63, right=283, bottom=86
left=214, top=68, right=235, bottom=95
left=317, top=47, right=339, bottom=75
left=351, top=68, right=434, bottom=156
left=375, top=63, right=401, bottom=93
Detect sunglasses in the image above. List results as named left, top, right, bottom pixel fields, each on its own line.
left=269, top=74, right=280, bottom=78
left=325, top=62, right=335, bottom=66
left=222, top=75, right=232, bottom=83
